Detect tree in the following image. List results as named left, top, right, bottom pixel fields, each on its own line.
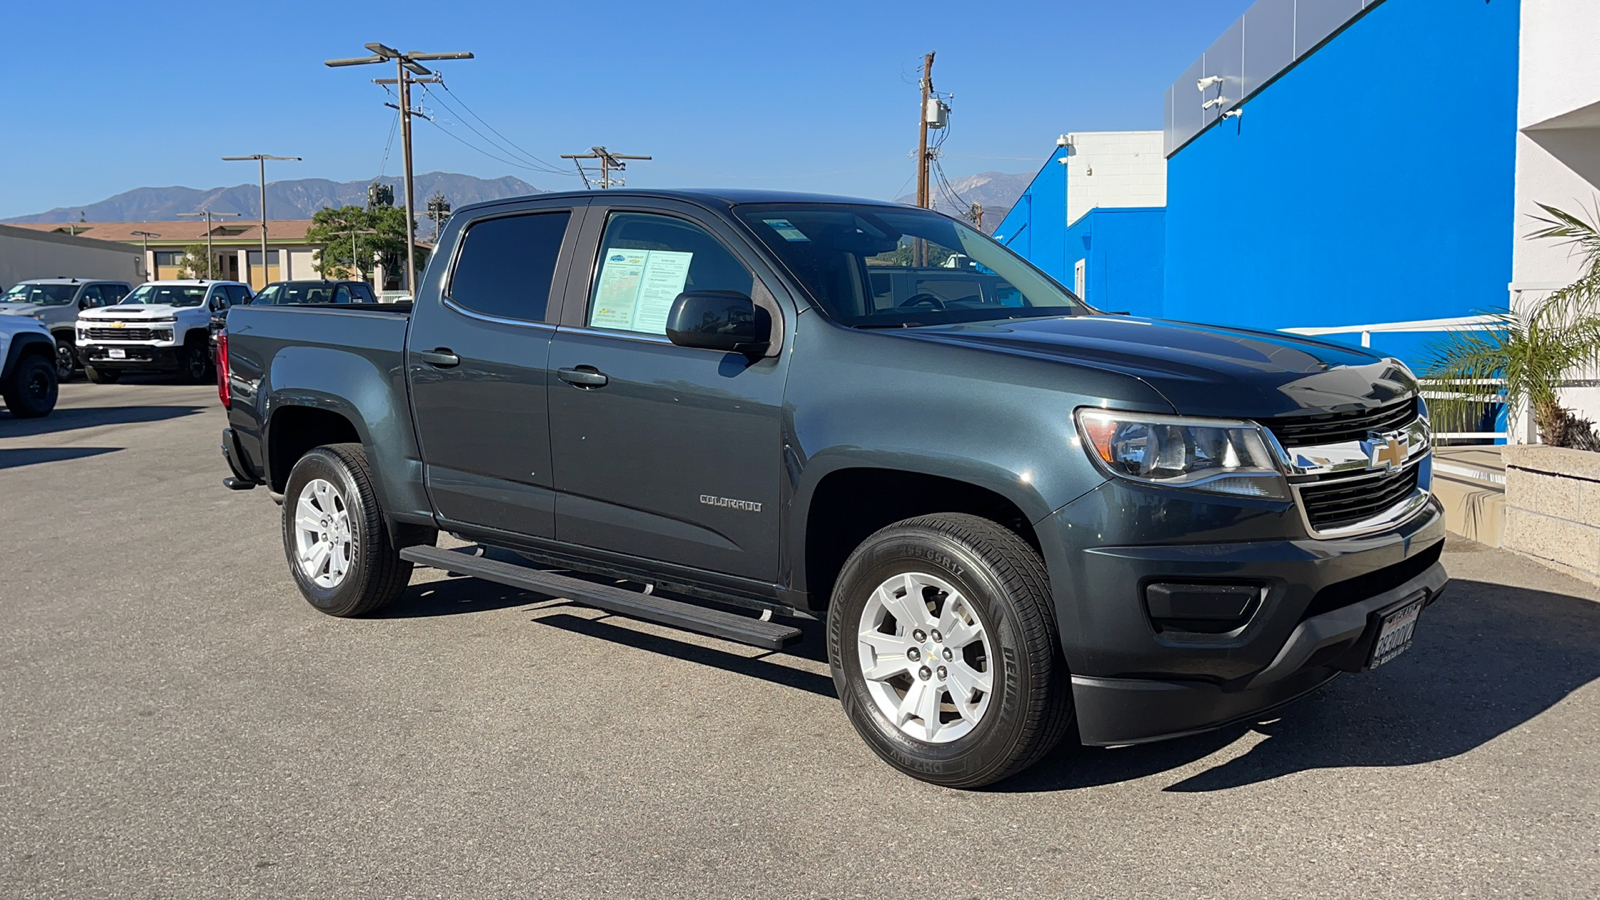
left=1425, top=202, right=1600, bottom=450
left=304, top=205, right=420, bottom=282
left=176, top=243, right=211, bottom=279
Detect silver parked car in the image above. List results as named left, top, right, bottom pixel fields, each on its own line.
left=0, top=278, right=132, bottom=379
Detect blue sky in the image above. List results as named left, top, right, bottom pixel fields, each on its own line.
left=0, top=0, right=1252, bottom=219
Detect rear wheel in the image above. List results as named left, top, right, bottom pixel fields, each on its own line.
left=827, top=513, right=1073, bottom=788
left=2, top=353, right=59, bottom=418
left=85, top=365, right=121, bottom=384
left=282, top=443, right=414, bottom=617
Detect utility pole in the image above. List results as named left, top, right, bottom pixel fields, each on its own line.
left=326, top=43, right=474, bottom=295
left=179, top=210, right=241, bottom=279
left=131, top=231, right=160, bottom=281
left=222, top=154, right=301, bottom=289
left=916, top=52, right=936, bottom=211
left=965, top=202, right=984, bottom=232
left=560, top=146, right=652, bottom=189
left=342, top=227, right=380, bottom=283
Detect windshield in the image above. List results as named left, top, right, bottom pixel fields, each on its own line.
left=735, top=204, right=1089, bottom=327
left=252, top=283, right=346, bottom=305
left=0, top=283, right=77, bottom=306
left=121, top=284, right=207, bottom=307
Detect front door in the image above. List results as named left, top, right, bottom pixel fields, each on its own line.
left=407, top=201, right=587, bottom=538
left=548, top=207, right=790, bottom=581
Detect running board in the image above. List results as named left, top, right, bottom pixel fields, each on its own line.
left=400, top=545, right=802, bottom=651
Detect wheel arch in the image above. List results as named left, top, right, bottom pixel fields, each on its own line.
left=793, top=459, right=1049, bottom=612
left=2, top=333, right=56, bottom=382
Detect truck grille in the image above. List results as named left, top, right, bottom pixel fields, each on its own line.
left=1264, top=398, right=1419, bottom=447
left=85, top=326, right=171, bottom=341
left=1298, top=465, right=1421, bottom=532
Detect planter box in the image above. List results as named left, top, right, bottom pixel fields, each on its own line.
left=1502, top=445, right=1600, bottom=588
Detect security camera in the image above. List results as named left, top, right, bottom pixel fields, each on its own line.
left=1202, top=96, right=1227, bottom=110
left=1197, top=75, right=1223, bottom=91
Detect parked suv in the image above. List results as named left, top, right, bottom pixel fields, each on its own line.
left=77, top=280, right=250, bottom=383
left=249, top=280, right=378, bottom=305
left=0, top=316, right=58, bottom=418
left=220, top=190, right=1446, bottom=788
left=0, top=278, right=131, bottom=379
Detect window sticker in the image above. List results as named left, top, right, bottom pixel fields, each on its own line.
left=591, top=248, right=694, bottom=333
left=762, top=218, right=810, bottom=242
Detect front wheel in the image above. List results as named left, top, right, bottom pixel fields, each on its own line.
left=54, top=339, right=77, bottom=380
left=85, top=365, right=121, bottom=384
left=2, top=354, right=59, bottom=418
left=181, top=336, right=212, bottom=383
left=827, top=514, right=1073, bottom=788
left=281, top=443, right=414, bottom=617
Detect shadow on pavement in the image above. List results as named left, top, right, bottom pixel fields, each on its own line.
left=379, top=574, right=550, bottom=619
left=0, top=447, right=120, bottom=470
left=999, top=577, right=1600, bottom=793
left=0, top=404, right=207, bottom=437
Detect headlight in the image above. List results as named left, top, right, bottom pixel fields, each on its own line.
left=1075, top=409, right=1288, bottom=499
left=151, top=317, right=178, bottom=324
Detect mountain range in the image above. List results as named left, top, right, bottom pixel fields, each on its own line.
left=3, top=169, right=1035, bottom=229
left=897, top=171, right=1033, bottom=232
left=1, top=173, right=543, bottom=223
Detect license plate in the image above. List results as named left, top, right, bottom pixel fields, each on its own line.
left=1369, top=596, right=1424, bottom=668
left=108, top=348, right=126, bottom=359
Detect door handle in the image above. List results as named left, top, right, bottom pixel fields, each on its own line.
left=418, top=349, right=460, bottom=368
left=557, top=366, right=609, bottom=389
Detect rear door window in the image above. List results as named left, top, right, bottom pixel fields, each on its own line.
left=448, top=211, right=571, bottom=323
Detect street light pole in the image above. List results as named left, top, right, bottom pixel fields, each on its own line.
left=222, top=154, right=300, bottom=288
left=178, top=210, right=241, bottom=279
left=325, top=43, right=474, bottom=296
left=131, top=231, right=160, bottom=280
left=343, top=227, right=380, bottom=283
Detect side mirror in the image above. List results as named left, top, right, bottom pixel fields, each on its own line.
left=665, top=290, right=770, bottom=356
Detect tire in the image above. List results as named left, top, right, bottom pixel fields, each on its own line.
left=53, top=337, right=77, bottom=380
left=181, top=336, right=212, bottom=384
left=1, top=353, right=59, bottom=418
left=281, top=443, right=413, bottom=617
left=85, top=365, right=121, bottom=384
left=827, top=513, right=1073, bottom=788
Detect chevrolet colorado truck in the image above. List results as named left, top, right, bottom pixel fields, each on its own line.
left=219, top=190, right=1445, bottom=787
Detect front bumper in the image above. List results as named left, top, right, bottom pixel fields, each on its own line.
left=1036, top=478, right=1448, bottom=746
left=81, top=344, right=181, bottom=370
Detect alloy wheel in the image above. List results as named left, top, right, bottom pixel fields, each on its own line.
left=293, top=478, right=355, bottom=589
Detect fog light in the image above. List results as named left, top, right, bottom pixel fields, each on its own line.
left=1145, top=583, right=1260, bottom=635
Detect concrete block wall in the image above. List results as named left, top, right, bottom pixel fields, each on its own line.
left=1065, top=132, right=1166, bottom=227
left=1503, top=445, right=1600, bottom=588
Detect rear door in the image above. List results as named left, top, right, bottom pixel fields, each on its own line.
left=406, top=198, right=589, bottom=539
left=546, top=200, right=793, bottom=581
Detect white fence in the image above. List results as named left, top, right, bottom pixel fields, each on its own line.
left=1281, top=314, right=1508, bottom=441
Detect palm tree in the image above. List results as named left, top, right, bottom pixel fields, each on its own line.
left=1424, top=203, right=1600, bottom=450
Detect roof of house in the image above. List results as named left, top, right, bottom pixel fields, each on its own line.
left=8, top=221, right=318, bottom=245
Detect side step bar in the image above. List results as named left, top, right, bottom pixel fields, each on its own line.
left=400, top=545, right=802, bottom=651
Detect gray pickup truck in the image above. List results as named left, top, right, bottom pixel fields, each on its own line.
left=219, top=190, right=1446, bottom=787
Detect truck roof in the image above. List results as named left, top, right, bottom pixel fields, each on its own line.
left=451, top=189, right=907, bottom=220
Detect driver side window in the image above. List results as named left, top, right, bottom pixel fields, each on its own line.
left=587, top=213, right=754, bottom=336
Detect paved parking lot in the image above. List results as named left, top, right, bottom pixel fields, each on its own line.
left=3, top=381, right=1598, bottom=899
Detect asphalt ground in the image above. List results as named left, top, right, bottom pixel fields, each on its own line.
left=2, top=380, right=1598, bottom=899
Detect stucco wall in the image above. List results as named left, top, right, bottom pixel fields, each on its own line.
left=0, top=226, right=144, bottom=288
left=1061, top=207, right=1166, bottom=317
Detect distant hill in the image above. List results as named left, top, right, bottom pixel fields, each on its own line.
left=2, top=173, right=543, bottom=223
left=897, top=171, right=1032, bottom=232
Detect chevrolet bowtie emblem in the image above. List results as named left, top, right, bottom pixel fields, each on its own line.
left=1372, top=438, right=1406, bottom=469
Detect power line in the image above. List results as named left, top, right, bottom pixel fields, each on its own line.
left=433, top=79, right=575, bottom=177
left=560, top=146, right=651, bottom=189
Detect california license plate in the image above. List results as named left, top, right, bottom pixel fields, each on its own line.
left=1369, top=596, right=1424, bottom=668
left=108, top=348, right=126, bottom=359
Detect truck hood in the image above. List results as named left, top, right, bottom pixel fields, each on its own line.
left=0, top=302, right=45, bottom=316
left=79, top=305, right=198, bottom=320
left=889, top=315, right=1418, bottom=418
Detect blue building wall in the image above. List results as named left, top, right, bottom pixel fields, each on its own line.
left=992, top=146, right=1071, bottom=282
left=1062, top=207, right=1166, bottom=316
left=1162, top=0, right=1521, bottom=365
